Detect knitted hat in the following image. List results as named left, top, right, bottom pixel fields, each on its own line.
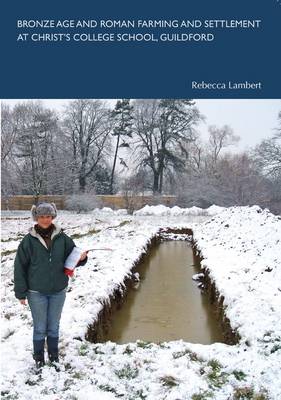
left=31, top=202, right=57, bottom=221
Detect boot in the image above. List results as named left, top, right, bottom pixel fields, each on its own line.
left=47, top=336, right=60, bottom=371
left=33, top=339, right=45, bottom=369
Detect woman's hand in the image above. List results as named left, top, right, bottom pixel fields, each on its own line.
left=20, top=299, right=27, bottom=305
left=79, top=251, right=88, bottom=261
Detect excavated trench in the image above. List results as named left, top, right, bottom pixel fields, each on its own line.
left=85, top=228, right=240, bottom=345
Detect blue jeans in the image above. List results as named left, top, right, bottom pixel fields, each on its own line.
left=27, top=288, right=66, bottom=341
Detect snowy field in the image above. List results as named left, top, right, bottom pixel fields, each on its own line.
left=1, top=205, right=281, bottom=400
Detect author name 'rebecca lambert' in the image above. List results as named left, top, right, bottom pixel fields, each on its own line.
left=192, top=81, right=262, bottom=90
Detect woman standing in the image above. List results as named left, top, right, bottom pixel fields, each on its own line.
left=14, top=202, right=87, bottom=369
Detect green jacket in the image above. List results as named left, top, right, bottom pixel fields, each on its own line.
left=14, top=224, right=85, bottom=299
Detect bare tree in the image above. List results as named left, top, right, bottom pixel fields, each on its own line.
left=182, top=135, right=206, bottom=175
left=207, top=125, right=240, bottom=167
left=1, top=103, right=19, bottom=197
left=42, top=123, right=75, bottom=195
left=254, top=135, right=281, bottom=178
left=252, top=112, right=281, bottom=213
left=1, top=103, right=18, bottom=162
left=215, top=152, right=270, bottom=206
left=174, top=152, right=270, bottom=208
left=121, top=170, right=151, bottom=214
left=10, top=101, right=58, bottom=196
left=63, top=100, right=112, bottom=192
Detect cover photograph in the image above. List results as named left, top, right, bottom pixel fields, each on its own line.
left=1, top=1, right=281, bottom=399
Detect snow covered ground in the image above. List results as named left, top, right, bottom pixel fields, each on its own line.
left=1, top=205, right=281, bottom=400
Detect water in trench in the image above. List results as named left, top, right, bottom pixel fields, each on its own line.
left=104, top=241, right=224, bottom=344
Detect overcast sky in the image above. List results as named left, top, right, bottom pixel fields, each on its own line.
left=2, top=99, right=280, bottom=151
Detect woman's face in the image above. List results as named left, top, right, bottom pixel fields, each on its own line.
left=37, top=215, right=53, bottom=229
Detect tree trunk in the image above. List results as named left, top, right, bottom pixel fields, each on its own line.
left=109, top=133, right=120, bottom=195
left=153, top=172, right=160, bottom=194
left=79, top=175, right=86, bottom=193
left=159, top=169, right=163, bottom=194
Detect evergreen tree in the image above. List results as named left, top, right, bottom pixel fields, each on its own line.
left=157, top=99, right=201, bottom=192
left=89, top=164, right=111, bottom=194
left=134, top=99, right=202, bottom=194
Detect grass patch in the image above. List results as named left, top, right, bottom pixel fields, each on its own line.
left=107, top=220, right=131, bottom=230
left=72, top=371, right=84, bottom=380
left=207, top=370, right=229, bottom=389
left=24, top=378, right=38, bottom=386
left=270, top=344, right=281, bottom=354
left=233, top=387, right=269, bottom=400
left=160, top=375, right=179, bottom=387
left=71, top=228, right=101, bottom=239
left=4, top=313, right=14, bottom=320
left=1, top=235, right=24, bottom=242
left=123, top=345, right=134, bottom=355
left=204, top=359, right=229, bottom=389
left=191, top=391, right=214, bottom=400
left=98, top=385, right=125, bottom=398
left=207, top=359, right=222, bottom=371
left=158, top=343, right=170, bottom=349
left=1, top=391, right=19, bottom=400
left=188, top=350, right=203, bottom=362
left=93, top=346, right=105, bottom=355
left=118, top=220, right=131, bottom=227
left=173, top=349, right=202, bottom=362
left=79, top=343, right=89, bottom=356
left=1, top=249, right=17, bottom=257
left=173, top=350, right=190, bottom=359
left=136, top=340, right=153, bottom=349
left=233, top=370, right=247, bottom=381
left=64, top=362, right=73, bottom=371
left=98, top=385, right=121, bottom=396
left=114, top=364, right=139, bottom=380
